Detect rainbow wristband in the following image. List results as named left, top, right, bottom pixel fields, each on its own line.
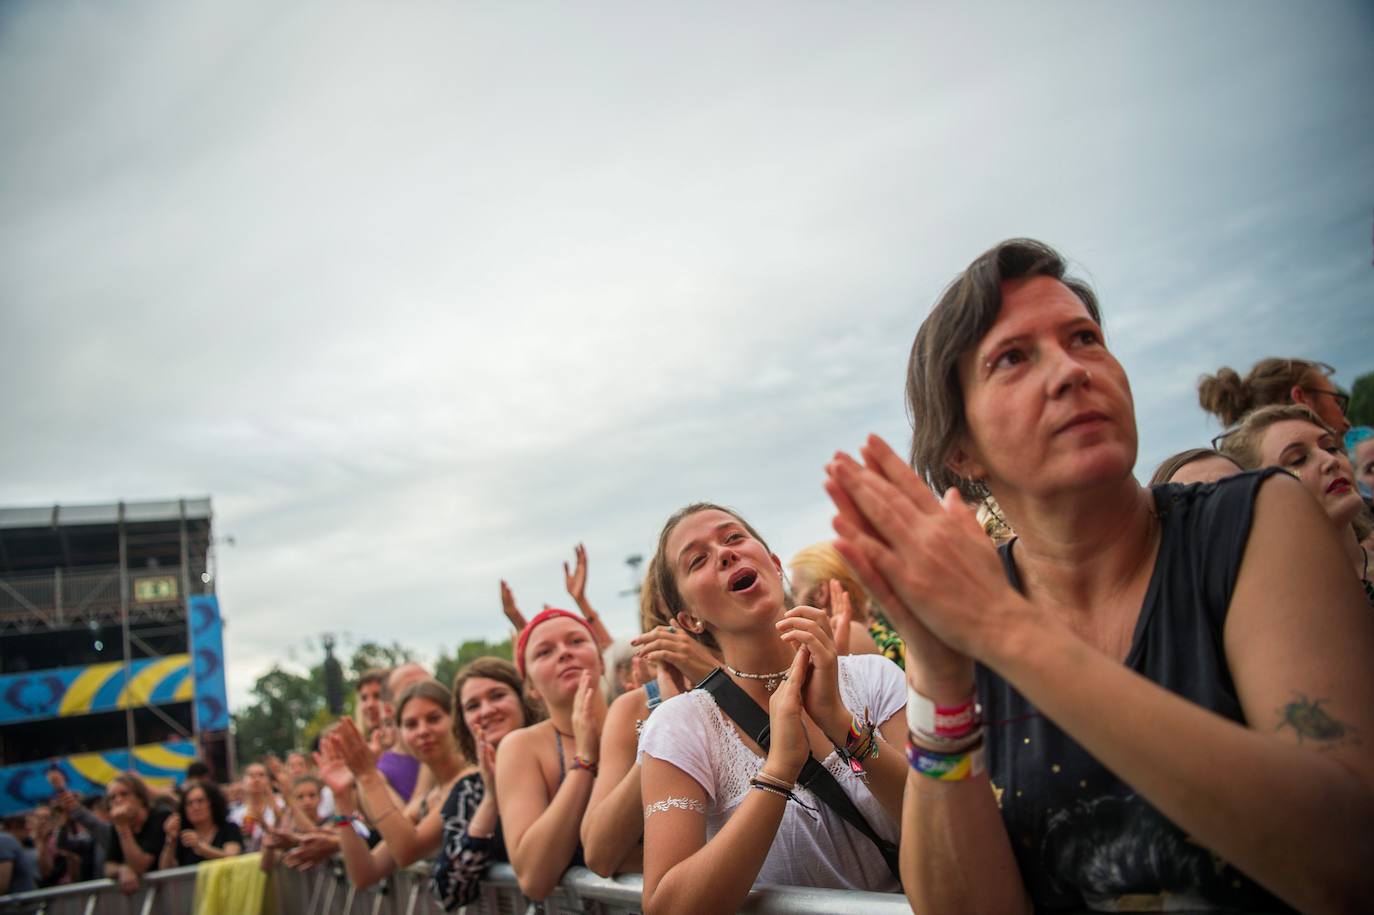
left=905, top=738, right=986, bottom=781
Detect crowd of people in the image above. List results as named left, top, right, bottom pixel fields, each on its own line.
left=3, top=238, right=1371, bottom=913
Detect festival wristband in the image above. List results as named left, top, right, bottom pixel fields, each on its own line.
left=905, top=738, right=986, bottom=781
left=570, top=755, right=599, bottom=777
left=906, top=683, right=980, bottom=738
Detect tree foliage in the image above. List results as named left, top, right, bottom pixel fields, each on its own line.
left=1348, top=371, right=1373, bottom=428
left=233, top=638, right=508, bottom=764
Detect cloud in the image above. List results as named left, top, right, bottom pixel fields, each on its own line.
left=1, top=1, right=1370, bottom=707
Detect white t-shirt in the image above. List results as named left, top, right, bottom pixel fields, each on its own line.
left=638, top=653, right=905, bottom=892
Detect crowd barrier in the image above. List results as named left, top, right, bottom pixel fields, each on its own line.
left=0, top=858, right=916, bottom=915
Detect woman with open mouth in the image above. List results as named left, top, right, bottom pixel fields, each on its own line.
left=494, top=608, right=606, bottom=902
left=637, top=503, right=909, bottom=915
left=824, top=238, right=1374, bottom=913
left=1221, top=403, right=1373, bottom=605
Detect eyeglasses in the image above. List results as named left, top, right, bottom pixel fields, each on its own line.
left=1209, top=429, right=1236, bottom=452
left=1301, top=387, right=1350, bottom=415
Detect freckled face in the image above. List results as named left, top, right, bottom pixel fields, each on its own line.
left=955, top=276, right=1137, bottom=498
left=1258, top=420, right=1363, bottom=527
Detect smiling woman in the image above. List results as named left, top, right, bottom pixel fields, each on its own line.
left=825, top=238, right=1374, bottom=914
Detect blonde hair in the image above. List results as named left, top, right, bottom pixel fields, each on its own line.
left=787, top=542, right=870, bottom=623
left=975, top=496, right=1015, bottom=545
left=1218, top=404, right=1334, bottom=471
left=1198, top=358, right=1333, bottom=428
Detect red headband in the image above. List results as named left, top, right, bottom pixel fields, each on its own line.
left=515, top=608, right=595, bottom=678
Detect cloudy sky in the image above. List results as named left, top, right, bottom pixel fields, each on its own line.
left=2, top=2, right=1370, bottom=708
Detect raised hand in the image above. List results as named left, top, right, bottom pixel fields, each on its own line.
left=571, top=671, right=607, bottom=762
left=775, top=605, right=850, bottom=745
left=163, top=812, right=181, bottom=840
left=631, top=625, right=718, bottom=685
left=109, top=800, right=133, bottom=827
left=474, top=726, right=499, bottom=794
left=314, top=736, right=355, bottom=801
left=179, top=829, right=202, bottom=851
left=564, top=543, right=589, bottom=605
left=332, top=717, right=379, bottom=777
left=763, top=648, right=812, bottom=784
left=828, top=580, right=854, bottom=655
left=500, top=580, right=527, bottom=631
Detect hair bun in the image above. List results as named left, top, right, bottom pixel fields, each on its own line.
left=1197, top=367, right=1251, bottom=426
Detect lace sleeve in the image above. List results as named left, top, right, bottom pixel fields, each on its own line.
left=429, top=775, right=492, bottom=912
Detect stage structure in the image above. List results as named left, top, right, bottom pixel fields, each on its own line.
left=0, top=498, right=230, bottom=816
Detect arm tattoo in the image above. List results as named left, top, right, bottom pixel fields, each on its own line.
left=644, top=797, right=706, bottom=819
left=1275, top=693, right=1357, bottom=747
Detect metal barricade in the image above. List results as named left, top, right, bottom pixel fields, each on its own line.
left=1, top=859, right=915, bottom=915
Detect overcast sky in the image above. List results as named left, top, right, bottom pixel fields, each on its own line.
left=2, top=2, right=1371, bottom=709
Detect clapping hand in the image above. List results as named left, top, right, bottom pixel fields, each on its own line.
left=571, top=671, right=607, bottom=763
left=564, top=543, right=590, bottom=606
left=828, top=580, right=854, bottom=656
left=776, top=604, right=850, bottom=745
left=332, top=718, right=378, bottom=777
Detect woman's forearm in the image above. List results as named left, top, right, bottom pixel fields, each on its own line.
left=581, top=762, right=643, bottom=876
left=1002, top=626, right=1374, bottom=913
left=467, top=794, right=498, bottom=839
left=850, top=733, right=908, bottom=821
left=357, top=772, right=430, bottom=864
left=337, top=825, right=394, bottom=888
left=645, top=789, right=785, bottom=915
left=158, top=842, right=178, bottom=871
left=510, top=770, right=595, bottom=901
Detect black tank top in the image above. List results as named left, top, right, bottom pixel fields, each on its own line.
left=976, top=469, right=1291, bottom=912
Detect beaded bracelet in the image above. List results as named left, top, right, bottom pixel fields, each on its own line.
left=570, top=755, right=599, bottom=777
left=905, top=737, right=986, bottom=781
left=330, top=813, right=360, bottom=828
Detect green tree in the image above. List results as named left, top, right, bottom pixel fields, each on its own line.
left=433, top=639, right=512, bottom=688
left=347, top=641, right=418, bottom=679
left=1347, top=371, right=1374, bottom=428
left=232, top=665, right=321, bottom=762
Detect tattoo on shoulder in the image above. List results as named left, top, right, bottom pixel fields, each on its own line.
left=1275, top=693, right=1359, bottom=748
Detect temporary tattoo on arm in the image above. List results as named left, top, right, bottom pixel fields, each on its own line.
left=1275, top=693, right=1357, bottom=747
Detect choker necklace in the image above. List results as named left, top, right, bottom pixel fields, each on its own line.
left=724, top=663, right=790, bottom=693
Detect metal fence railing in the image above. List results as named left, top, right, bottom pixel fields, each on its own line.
left=0, top=858, right=916, bottom=915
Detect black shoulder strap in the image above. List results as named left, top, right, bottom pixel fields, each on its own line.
left=697, top=668, right=902, bottom=886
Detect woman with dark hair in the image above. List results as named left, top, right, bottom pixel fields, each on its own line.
left=158, top=782, right=242, bottom=868
left=1199, top=356, right=1351, bottom=435
left=1220, top=404, right=1372, bottom=603
left=825, top=238, right=1374, bottom=913
left=430, top=657, right=543, bottom=910
left=581, top=558, right=718, bottom=877
left=1147, top=448, right=1242, bottom=487
left=319, top=679, right=464, bottom=890
left=636, top=504, right=908, bottom=915
left=494, top=609, right=605, bottom=901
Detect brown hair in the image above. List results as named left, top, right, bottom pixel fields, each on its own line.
left=357, top=668, right=388, bottom=693
left=907, top=238, right=1103, bottom=500
left=450, top=657, right=544, bottom=764
left=1148, top=448, right=1241, bottom=487
left=1198, top=358, right=1334, bottom=428
left=786, top=542, right=870, bottom=623
left=394, top=678, right=452, bottom=726
left=107, top=773, right=152, bottom=811
left=1218, top=404, right=1333, bottom=471
left=638, top=554, right=671, bottom=633
left=652, top=503, right=774, bottom=652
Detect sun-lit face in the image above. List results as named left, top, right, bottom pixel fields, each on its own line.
left=293, top=781, right=321, bottom=815
left=460, top=677, right=525, bottom=748
left=667, top=509, right=784, bottom=636
left=1258, top=419, right=1364, bottom=527
left=1169, top=454, right=1242, bottom=486
left=357, top=681, right=385, bottom=727
left=1352, top=439, right=1374, bottom=496
left=523, top=616, right=603, bottom=701
left=398, top=696, right=454, bottom=760
left=183, top=787, right=212, bottom=826
left=955, top=276, right=1136, bottom=499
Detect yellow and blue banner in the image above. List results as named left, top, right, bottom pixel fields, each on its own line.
left=0, top=738, right=195, bottom=816
left=189, top=595, right=229, bottom=731
left=0, top=654, right=193, bottom=725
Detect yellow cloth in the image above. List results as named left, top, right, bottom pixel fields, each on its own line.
left=192, top=852, right=273, bottom=915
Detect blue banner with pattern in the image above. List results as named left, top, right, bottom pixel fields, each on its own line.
left=0, top=739, right=195, bottom=816
left=188, top=594, right=229, bottom=731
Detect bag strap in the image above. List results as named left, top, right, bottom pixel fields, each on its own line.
left=697, top=668, right=902, bottom=886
